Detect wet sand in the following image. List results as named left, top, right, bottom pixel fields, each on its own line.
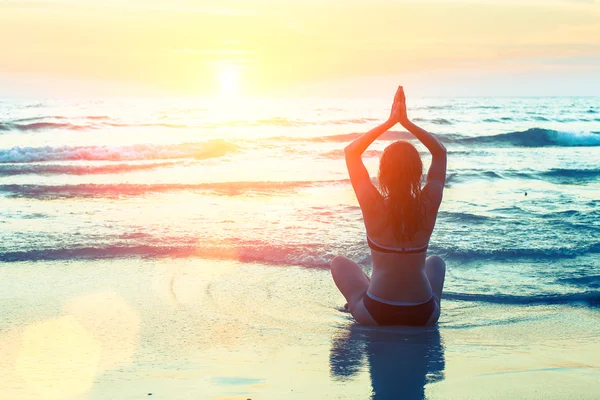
left=1, top=258, right=599, bottom=399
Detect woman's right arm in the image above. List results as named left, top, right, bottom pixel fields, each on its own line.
left=402, top=119, right=447, bottom=185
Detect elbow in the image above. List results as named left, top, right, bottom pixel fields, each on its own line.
left=344, top=144, right=361, bottom=161
left=345, top=142, right=365, bottom=159
left=430, top=144, right=447, bottom=164
left=434, top=142, right=447, bottom=157
left=344, top=144, right=355, bottom=157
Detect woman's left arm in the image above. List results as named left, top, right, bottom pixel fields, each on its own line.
left=344, top=119, right=395, bottom=158
left=345, top=87, right=404, bottom=212
left=344, top=121, right=394, bottom=212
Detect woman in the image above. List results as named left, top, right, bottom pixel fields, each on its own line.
left=331, top=86, right=447, bottom=326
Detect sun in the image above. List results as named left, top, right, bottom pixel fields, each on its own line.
left=217, top=66, right=241, bottom=97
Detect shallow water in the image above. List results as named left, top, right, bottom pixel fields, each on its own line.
left=1, top=259, right=599, bottom=399
left=1, top=96, right=599, bottom=319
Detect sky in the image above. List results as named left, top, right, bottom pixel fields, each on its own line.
left=0, top=0, right=599, bottom=97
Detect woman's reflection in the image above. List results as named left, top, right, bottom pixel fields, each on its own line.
left=330, top=325, right=445, bottom=400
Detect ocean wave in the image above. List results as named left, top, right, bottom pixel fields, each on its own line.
left=268, top=130, right=414, bottom=143
left=0, top=121, right=90, bottom=131
left=12, top=116, right=68, bottom=122
left=556, top=275, right=600, bottom=290
left=0, top=162, right=181, bottom=176
left=484, top=117, right=595, bottom=123
left=0, top=245, right=195, bottom=262
left=109, top=122, right=194, bottom=129
left=537, top=168, right=600, bottom=183
left=472, top=105, right=502, bottom=110
left=444, top=128, right=600, bottom=147
left=10, top=115, right=109, bottom=123
left=496, top=168, right=600, bottom=185
left=442, top=292, right=599, bottom=308
left=320, top=149, right=383, bottom=159
left=87, top=115, right=111, bottom=120
left=437, top=211, right=491, bottom=223
left=0, top=243, right=337, bottom=268
left=4, top=244, right=597, bottom=309
left=440, top=242, right=600, bottom=261
left=444, top=170, right=504, bottom=186
left=0, top=116, right=381, bottom=132
left=272, top=128, right=600, bottom=148
left=3, top=242, right=598, bottom=309
left=447, top=168, right=600, bottom=185
left=0, top=118, right=191, bottom=131
left=2, top=236, right=597, bottom=267
left=320, top=149, right=486, bottom=158
left=0, top=180, right=348, bottom=199
left=417, top=105, right=453, bottom=110
left=539, top=208, right=600, bottom=223
left=257, top=117, right=378, bottom=126
left=256, top=117, right=302, bottom=127
left=413, top=118, right=453, bottom=125
left=0, top=139, right=237, bottom=163
left=330, top=118, right=380, bottom=125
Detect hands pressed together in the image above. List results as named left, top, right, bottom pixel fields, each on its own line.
left=388, top=86, right=410, bottom=125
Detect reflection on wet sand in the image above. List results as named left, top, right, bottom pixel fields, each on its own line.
left=330, top=325, right=445, bottom=400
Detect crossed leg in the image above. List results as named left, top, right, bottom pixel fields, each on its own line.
left=330, top=255, right=376, bottom=325
left=330, top=254, right=446, bottom=325
left=424, top=255, right=446, bottom=324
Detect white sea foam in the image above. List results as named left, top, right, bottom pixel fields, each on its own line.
left=0, top=139, right=237, bottom=163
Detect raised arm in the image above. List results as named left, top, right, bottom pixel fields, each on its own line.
left=344, top=120, right=392, bottom=211
left=344, top=120, right=395, bottom=158
left=393, top=87, right=447, bottom=186
left=344, top=88, right=406, bottom=212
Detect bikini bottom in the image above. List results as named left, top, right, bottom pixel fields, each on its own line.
left=362, top=291, right=437, bottom=326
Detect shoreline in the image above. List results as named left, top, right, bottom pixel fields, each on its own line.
left=1, top=258, right=599, bottom=399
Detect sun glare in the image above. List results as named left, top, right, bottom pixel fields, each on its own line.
left=217, top=66, right=241, bottom=97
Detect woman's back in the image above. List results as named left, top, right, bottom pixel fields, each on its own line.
left=364, top=183, right=443, bottom=303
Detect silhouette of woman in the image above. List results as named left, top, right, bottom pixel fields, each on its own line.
left=331, top=86, right=447, bottom=326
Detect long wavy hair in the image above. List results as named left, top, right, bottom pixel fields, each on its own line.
left=377, top=140, right=423, bottom=241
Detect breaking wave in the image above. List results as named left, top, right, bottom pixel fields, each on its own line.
left=0, top=122, right=89, bottom=131
left=0, top=139, right=237, bottom=163
left=413, top=118, right=453, bottom=125
left=442, top=292, right=599, bottom=308
left=0, top=180, right=349, bottom=199
left=0, top=162, right=181, bottom=176
left=2, top=238, right=598, bottom=266
left=445, top=128, right=600, bottom=147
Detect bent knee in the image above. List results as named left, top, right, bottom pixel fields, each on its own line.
left=330, top=255, right=349, bottom=272
left=427, top=255, right=446, bottom=268
left=331, top=255, right=348, bottom=266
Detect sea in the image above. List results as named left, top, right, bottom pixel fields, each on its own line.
left=1, top=95, right=599, bottom=323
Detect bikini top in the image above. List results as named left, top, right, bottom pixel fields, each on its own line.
left=366, top=234, right=429, bottom=255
